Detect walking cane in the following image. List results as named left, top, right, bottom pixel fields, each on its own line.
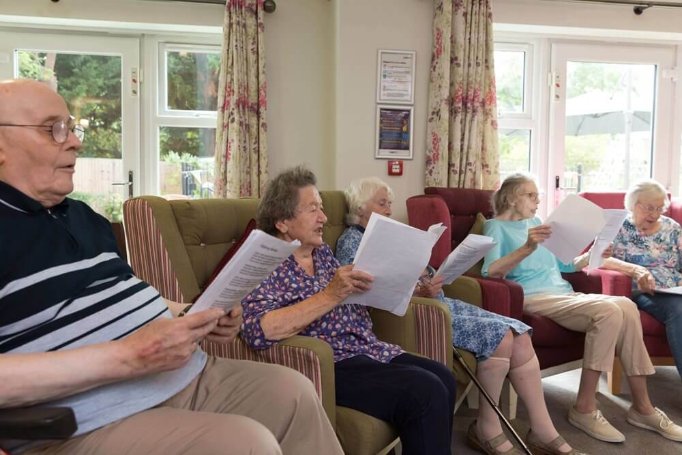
left=453, top=348, right=533, bottom=455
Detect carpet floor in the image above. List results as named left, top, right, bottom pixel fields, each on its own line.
left=450, top=366, right=682, bottom=455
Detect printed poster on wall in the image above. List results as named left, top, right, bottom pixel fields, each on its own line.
left=375, top=105, right=413, bottom=159
left=376, top=50, right=416, bottom=105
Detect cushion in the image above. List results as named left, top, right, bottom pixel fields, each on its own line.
left=193, top=218, right=257, bottom=301
left=466, top=212, right=487, bottom=276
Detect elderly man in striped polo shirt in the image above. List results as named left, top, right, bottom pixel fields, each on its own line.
left=0, top=79, right=342, bottom=455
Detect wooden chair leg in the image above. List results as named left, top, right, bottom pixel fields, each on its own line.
left=607, top=357, right=623, bottom=395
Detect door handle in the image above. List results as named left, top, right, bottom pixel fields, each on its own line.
left=112, top=170, right=134, bottom=198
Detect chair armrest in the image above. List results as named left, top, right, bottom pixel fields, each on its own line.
left=0, top=406, right=77, bottom=440
left=563, top=269, right=631, bottom=296
left=370, top=298, right=452, bottom=370
left=201, top=335, right=336, bottom=428
left=589, top=268, right=632, bottom=296
left=443, top=275, right=482, bottom=308
left=410, top=297, right=453, bottom=370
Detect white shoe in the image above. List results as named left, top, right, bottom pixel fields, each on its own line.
left=626, top=407, right=682, bottom=442
left=568, top=407, right=625, bottom=443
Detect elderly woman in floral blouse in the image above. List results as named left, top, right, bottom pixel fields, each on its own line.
left=240, top=167, right=456, bottom=455
left=337, top=177, right=584, bottom=455
left=602, top=179, right=682, bottom=380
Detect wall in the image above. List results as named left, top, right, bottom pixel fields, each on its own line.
left=264, top=0, right=336, bottom=186
left=334, top=0, right=433, bottom=222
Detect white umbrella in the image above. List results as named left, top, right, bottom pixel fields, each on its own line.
left=565, top=91, right=653, bottom=136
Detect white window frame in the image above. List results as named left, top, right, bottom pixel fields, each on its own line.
left=141, top=36, right=221, bottom=195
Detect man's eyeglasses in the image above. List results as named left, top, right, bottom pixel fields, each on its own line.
left=637, top=202, right=665, bottom=215
left=0, top=116, right=85, bottom=144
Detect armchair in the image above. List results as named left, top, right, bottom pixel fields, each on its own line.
left=407, top=187, right=633, bottom=388
left=0, top=407, right=76, bottom=455
left=122, top=191, right=453, bottom=455
left=579, top=191, right=675, bottom=393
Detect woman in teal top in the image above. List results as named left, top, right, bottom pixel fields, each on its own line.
left=483, top=173, right=682, bottom=446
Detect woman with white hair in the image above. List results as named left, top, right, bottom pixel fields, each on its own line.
left=601, top=179, right=682, bottom=380
left=336, top=177, right=584, bottom=455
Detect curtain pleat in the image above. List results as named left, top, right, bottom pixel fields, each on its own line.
left=214, top=0, right=268, bottom=198
left=426, top=0, right=499, bottom=189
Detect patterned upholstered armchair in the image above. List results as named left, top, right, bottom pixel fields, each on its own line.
left=122, top=191, right=454, bottom=455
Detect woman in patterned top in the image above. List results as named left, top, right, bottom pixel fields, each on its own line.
left=602, top=180, right=682, bottom=380
left=337, top=177, right=583, bottom=455
left=240, top=167, right=456, bottom=455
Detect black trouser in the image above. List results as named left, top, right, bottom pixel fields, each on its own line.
left=335, top=353, right=456, bottom=455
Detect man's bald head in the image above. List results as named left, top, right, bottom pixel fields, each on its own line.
left=0, top=79, right=61, bottom=125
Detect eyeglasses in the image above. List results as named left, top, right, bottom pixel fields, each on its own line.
left=637, top=202, right=665, bottom=214
left=0, top=116, right=85, bottom=144
left=520, top=192, right=541, bottom=201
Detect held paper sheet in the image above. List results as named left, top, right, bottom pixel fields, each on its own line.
left=587, top=209, right=628, bottom=270
left=434, top=234, right=496, bottom=285
left=542, top=195, right=606, bottom=264
left=346, top=213, right=446, bottom=316
left=188, top=229, right=300, bottom=314
left=655, top=286, right=682, bottom=295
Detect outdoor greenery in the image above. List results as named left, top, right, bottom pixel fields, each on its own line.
left=495, top=52, right=654, bottom=191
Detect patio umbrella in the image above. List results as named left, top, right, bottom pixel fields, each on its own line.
left=565, top=91, right=653, bottom=136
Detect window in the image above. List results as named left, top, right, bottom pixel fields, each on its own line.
left=494, top=42, right=534, bottom=180
left=148, top=41, right=222, bottom=199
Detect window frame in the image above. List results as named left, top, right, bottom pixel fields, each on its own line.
left=141, top=35, right=222, bottom=196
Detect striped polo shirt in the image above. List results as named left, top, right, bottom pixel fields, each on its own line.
left=0, top=181, right=206, bottom=448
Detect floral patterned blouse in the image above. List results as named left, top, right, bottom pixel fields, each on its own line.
left=612, top=215, right=682, bottom=289
left=241, top=243, right=403, bottom=363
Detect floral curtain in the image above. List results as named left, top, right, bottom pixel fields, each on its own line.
left=425, top=0, right=499, bottom=189
left=214, top=0, right=268, bottom=198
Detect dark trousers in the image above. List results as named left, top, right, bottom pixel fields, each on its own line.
left=633, top=291, right=682, bottom=379
left=335, top=353, right=456, bottom=455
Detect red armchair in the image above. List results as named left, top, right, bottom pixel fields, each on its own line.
left=579, top=191, right=676, bottom=391
left=406, top=187, right=632, bottom=387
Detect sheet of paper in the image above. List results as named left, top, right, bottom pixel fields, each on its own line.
left=542, top=194, right=606, bottom=263
left=346, top=213, right=445, bottom=316
left=189, top=229, right=300, bottom=314
left=587, top=209, right=629, bottom=270
left=434, top=234, right=496, bottom=285
left=655, top=286, right=682, bottom=295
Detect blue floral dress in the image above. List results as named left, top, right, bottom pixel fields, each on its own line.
left=336, top=225, right=530, bottom=361
left=612, top=216, right=682, bottom=289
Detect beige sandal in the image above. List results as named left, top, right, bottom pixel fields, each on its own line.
left=467, top=421, right=524, bottom=455
left=526, top=430, right=589, bottom=455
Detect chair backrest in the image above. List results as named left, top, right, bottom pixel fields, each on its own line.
left=579, top=190, right=682, bottom=222
left=407, top=187, right=493, bottom=268
left=123, top=191, right=348, bottom=303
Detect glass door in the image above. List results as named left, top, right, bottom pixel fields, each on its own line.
left=0, top=31, right=140, bottom=222
left=548, top=42, right=675, bottom=209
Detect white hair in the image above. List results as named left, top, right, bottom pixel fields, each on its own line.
left=343, top=177, right=394, bottom=225
left=624, top=179, right=669, bottom=212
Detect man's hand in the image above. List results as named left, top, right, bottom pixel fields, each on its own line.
left=119, top=308, right=224, bottom=376
left=206, top=305, right=243, bottom=344
left=322, top=265, right=373, bottom=303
